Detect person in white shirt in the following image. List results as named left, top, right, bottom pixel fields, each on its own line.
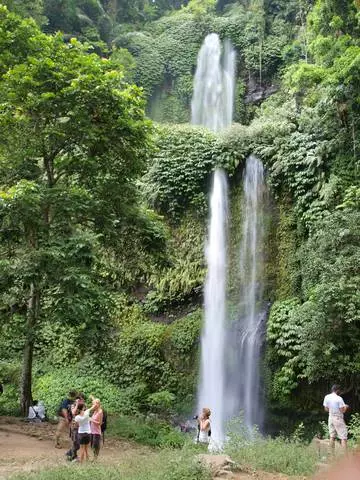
left=27, top=400, right=46, bottom=422
left=323, top=384, right=349, bottom=451
left=74, top=402, right=95, bottom=463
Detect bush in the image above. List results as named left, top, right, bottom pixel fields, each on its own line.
left=226, top=420, right=317, bottom=476
left=147, top=390, right=176, bottom=416
left=33, top=368, right=125, bottom=417
left=108, top=415, right=185, bottom=448
left=0, top=383, right=20, bottom=416
left=0, top=360, right=21, bottom=415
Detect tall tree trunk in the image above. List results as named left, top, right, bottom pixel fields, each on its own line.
left=20, top=283, right=39, bottom=416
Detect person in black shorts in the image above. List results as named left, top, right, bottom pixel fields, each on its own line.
left=74, top=402, right=94, bottom=462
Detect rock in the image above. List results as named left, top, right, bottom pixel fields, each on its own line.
left=197, top=454, right=236, bottom=476
left=244, top=84, right=279, bottom=105
left=216, top=469, right=236, bottom=478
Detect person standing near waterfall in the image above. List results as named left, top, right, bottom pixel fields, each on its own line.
left=198, top=408, right=211, bottom=444
left=323, top=385, right=349, bottom=451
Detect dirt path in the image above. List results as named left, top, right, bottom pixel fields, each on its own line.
left=0, top=417, right=153, bottom=479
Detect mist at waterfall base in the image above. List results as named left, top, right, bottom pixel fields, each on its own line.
left=193, top=34, right=267, bottom=447
left=192, top=33, right=235, bottom=448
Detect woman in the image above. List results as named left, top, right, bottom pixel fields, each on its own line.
left=90, top=398, right=103, bottom=459
left=74, top=402, right=94, bottom=463
left=198, top=407, right=211, bottom=444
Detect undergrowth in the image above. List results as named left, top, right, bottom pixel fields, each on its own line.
left=13, top=448, right=211, bottom=480
left=225, top=421, right=318, bottom=476
left=108, top=415, right=185, bottom=448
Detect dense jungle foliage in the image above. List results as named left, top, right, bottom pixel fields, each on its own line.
left=0, top=0, right=359, bottom=437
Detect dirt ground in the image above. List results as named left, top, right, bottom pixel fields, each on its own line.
left=0, top=416, right=153, bottom=479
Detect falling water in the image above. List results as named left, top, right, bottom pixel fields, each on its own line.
left=192, top=34, right=235, bottom=132
left=225, top=155, right=267, bottom=431
left=192, top=33, right=235, bottom=446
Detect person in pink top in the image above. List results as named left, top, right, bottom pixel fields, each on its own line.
left=90, top=397, right=103, bottom=458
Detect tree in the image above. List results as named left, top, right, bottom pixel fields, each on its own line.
left=1, top=0, right=46, bottom=25
left=0, top=8, right=151, bottom=414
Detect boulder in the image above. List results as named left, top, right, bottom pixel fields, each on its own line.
left=197, top=454, right=236, bottom=476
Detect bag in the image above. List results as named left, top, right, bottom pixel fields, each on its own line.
left=101, top=409, right=107, bottom=444
left=57, top=400, right=73, bottom=421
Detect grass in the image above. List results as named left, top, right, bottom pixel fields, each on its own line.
left=12, top=448, right=211, bottom=480
left=226, top=430, right=318, bottom=476
left=107, top=414, right=186, bottom=448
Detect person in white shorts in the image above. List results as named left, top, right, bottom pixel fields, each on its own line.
left=323, top=384, right=349, bottom=451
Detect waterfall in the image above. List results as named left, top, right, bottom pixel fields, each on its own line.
left=192, top=33, right=235, bottom=446
left=226, top=155, right=267, bottom=431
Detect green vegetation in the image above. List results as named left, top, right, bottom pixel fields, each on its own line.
left=12, top=448, right=211, bottom=480
left=0, top=2, right=360, bottom=477
left=108, top=415, right=185, bottom=447
left=226, top=428, right=318, bottom=476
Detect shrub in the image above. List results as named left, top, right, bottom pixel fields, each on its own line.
left=226, top=423, right=317, bottom=476
left=33, top=368, right=125, bottom=417
left=0, top=360, right=21, bottom=415
left=0, top=383, right=20, bottom=416
left=147, top=390, right=176, bottom=416
left=108, top=415, right=185, bottom=448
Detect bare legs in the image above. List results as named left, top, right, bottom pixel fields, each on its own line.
left=55, top=418, right=69, bottom=448
left=79, top=444, right=90, bottom=463
left=330, top=436, right=348, bottom=455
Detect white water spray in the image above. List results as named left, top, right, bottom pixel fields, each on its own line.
left=192, top=33, right=235, bottom=446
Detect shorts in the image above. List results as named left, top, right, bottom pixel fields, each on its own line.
left=329, top=415, right=348, bottom=440
left=79, top=433, right=91, bottom=445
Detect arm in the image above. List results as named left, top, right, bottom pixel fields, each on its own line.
left=71, top=400, right=79, bottom=416
left=339, top=397, right=348, bottom=414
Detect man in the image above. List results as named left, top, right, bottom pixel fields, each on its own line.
left=323, top=384, right=349, bottom=451
left=55, top=390, right=76, bottom=448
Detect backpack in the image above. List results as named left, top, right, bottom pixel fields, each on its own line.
left=101, top=409, right=107, bottom=444
left=57, top=399, right=73, bottom=421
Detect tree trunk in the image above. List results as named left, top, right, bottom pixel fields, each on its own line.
left=20, top=283, right=39, bottom=416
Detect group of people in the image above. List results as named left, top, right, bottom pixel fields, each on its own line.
left=51, top=384, right=348, bottom=462
left=55, top=390, right=106, bottom=463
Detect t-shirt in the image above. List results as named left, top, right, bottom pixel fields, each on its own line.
left=323, top=392, right=346, bottom=417
left=90, top=410, right=103, bottom=436
left=60, top=398, right=73, bottom=419
left=75, top=409, right=91, bottom=434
